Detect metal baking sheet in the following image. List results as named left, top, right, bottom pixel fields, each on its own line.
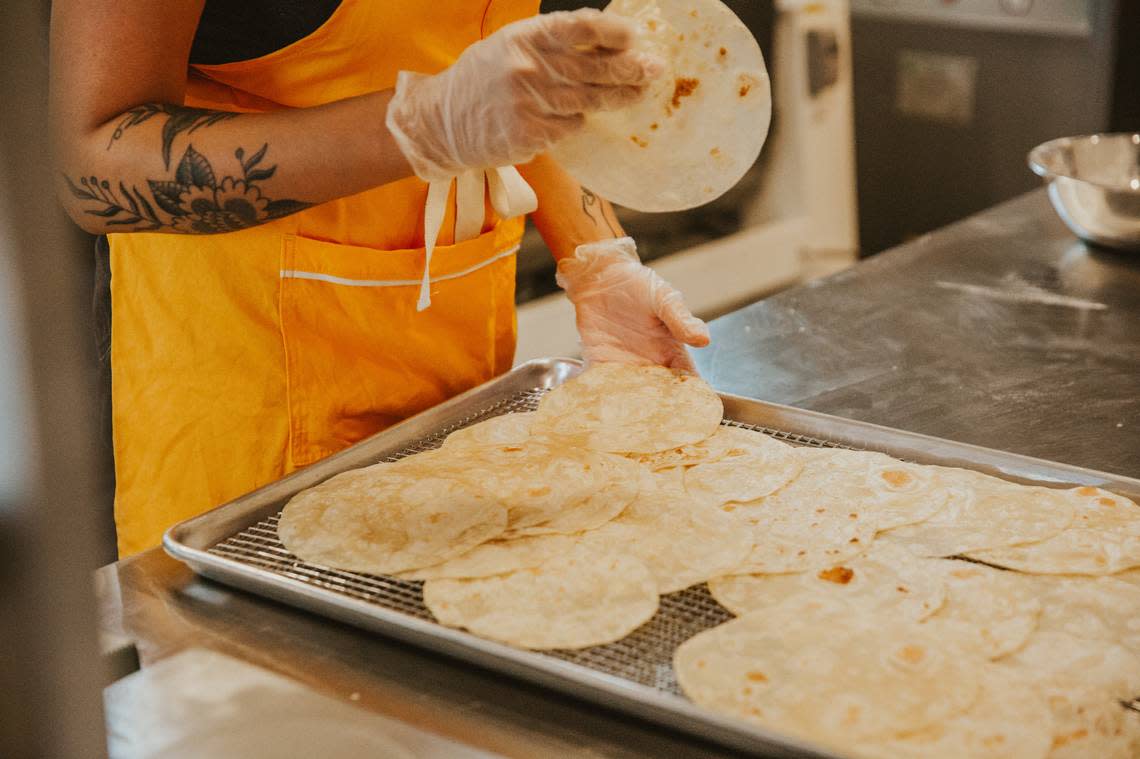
left=165, top=358, right=1140, bottom=757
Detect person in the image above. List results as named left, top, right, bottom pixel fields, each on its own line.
left=50, top=0, right=709, bottom=557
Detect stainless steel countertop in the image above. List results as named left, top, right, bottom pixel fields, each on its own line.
left=696, top=190, right=1140, bottom=478
left=98, top=189, right=1140, bottom=757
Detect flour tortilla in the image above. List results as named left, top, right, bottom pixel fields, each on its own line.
left=576, top=468, right=751, bottom=592
left=967, top=486, right=1140, bottom=575
left=681, top=427, right=803, bottom=506
left=854, top=670, right=1053, bottom=759
left=720, top=451, right=881, bottom=574
left=502, top=458, right=640, bottom=537
left=1025, top=574, right=1140, bottom=654
left=923, top=559, right=1041, bottom=659
left=536, top=364, right=723, bottom=454
left=441, top=412, right=535, bottom=450
left=1116, top=567, right=1140, bottom=589
left=440, top=442, right=639, bottom=534
left=996, top=630, right=1140, bottom=698
left=396, top=533, right=576, bottom=581
left=708, top=543, right=945, bottom=622
left=880, top=468, right=1074, bottom=557
left=422, top=544, right=659, bottom=650
left=552, top=0, right=771, bottom=212
left=674, top=604, right=984, bottom=745
left=277, top=456, right=507, bottom=575
left=1038, top=685, right=1140, bottom=759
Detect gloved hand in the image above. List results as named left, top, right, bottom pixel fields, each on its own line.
left=557, top=237, right=710, bottom=372
left=386, top=9, right=663, bottom=182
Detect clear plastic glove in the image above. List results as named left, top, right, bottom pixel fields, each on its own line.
left=557, top=237, right=710, bottom=372
left=386, top=9, right=663, bottom=182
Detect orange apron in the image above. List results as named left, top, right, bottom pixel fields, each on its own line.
left=109, top=0, right=540, bottom=556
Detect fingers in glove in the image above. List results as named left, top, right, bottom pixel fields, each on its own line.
left=538, top=82, right=647, bottom=115
left=656, top=290, right=711, bottom=347
left=664, top=344, right=699, bottom=373
left=543, top=48, right=664, bottom=86
left=537, top=9, right=636, bottom=52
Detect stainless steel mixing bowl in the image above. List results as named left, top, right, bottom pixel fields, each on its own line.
left=1029, top=133, right=1140, bottom=251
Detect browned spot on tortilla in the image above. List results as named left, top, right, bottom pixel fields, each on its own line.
left=1052, top=729, right=1089, bottom=748
left=739, top=82, right=751, bottom=97
left=1098, top=496, right=1117, bottom=507
left=719, top=46, right=728, bottom=58
left=630, top=135, right=649, bottom=148
left=898, top=645, right=925, bottom=664
left=881, top=470, right=912, bottom=487
left=671, top=77, right=700, bottom=110
left=647, top=19, right=658, bottom=31
left=849, top=537, right=861, bottom=543
left=690, top=9, right=698, bottom=17
left=1077, top=486, right=1098, bottom=496
left=710, top=147, right=721, bottom=157
left=650, top=122, right=659, bottom=130
left=897, top=585, right=909, bottom=593
left=746, top=671, right=767, bottom=682
left=817, top=566, right=854, bottom=584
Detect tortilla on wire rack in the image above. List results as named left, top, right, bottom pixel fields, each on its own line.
left=852, top=669, right=1053, bottom=759
left=921, top=559, right=1041, bottom=660
left=277, top=456, right=507, bottom=575
left=966, top=486, right=1140, bottom=575
left=396, top=533, right=577, bottom=581
left=535, top=363, right=722, bottom=454
left=879, top=467, right=1074, bottom=557
left=708, top=542, right=945, bottom=622
left=1025, top=574, right=1140, bottom=654
left=719, top=451, right=882, bottom=574
left=575, top=468, right=751, bottom=593
left=680, top=426, right=804, bottom=507
left=422, top=543, right=659, bottom=650
left=673, top=600, right=984, bottom=746
left=1035, top=684, right=1140, bottom=759
left=439, top=441, right=640, bottom=535
left=440, top=411, right=536, bottom=450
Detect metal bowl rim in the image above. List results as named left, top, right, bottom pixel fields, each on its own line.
left=1027, top=132, right=1140, bottom=193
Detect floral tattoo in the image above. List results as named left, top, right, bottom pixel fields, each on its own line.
left=107, top=103, right=238, bottom=168
left=66, top=143, right=311, bottom=233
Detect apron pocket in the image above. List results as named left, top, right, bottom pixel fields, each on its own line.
left=278, top=221, right=521, bottom=468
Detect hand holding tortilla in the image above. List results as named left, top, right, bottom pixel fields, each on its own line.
left=386, top=9, right=663, bottom=182
left=552, top=0, right=772, bottom=212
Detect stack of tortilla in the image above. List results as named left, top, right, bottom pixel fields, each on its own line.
left=278, top=363, right=1140, bottom=759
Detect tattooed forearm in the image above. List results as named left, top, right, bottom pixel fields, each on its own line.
left=581, top=187, right=619, bottom=237
left=67, top=143, right=311, bottom=234
left=107, top=103, right=238, bottom=167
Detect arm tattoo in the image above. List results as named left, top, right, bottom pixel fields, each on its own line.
left=66, top=143, right=311, bottom=233
left=107, top=103, right=238, bottom=168
left=581, top=187, right=619, bottom=237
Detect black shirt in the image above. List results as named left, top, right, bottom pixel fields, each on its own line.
left=189, top=0, right=343, bottom=65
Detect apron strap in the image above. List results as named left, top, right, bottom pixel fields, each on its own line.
left=417, top=166, right=537, bottom=312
